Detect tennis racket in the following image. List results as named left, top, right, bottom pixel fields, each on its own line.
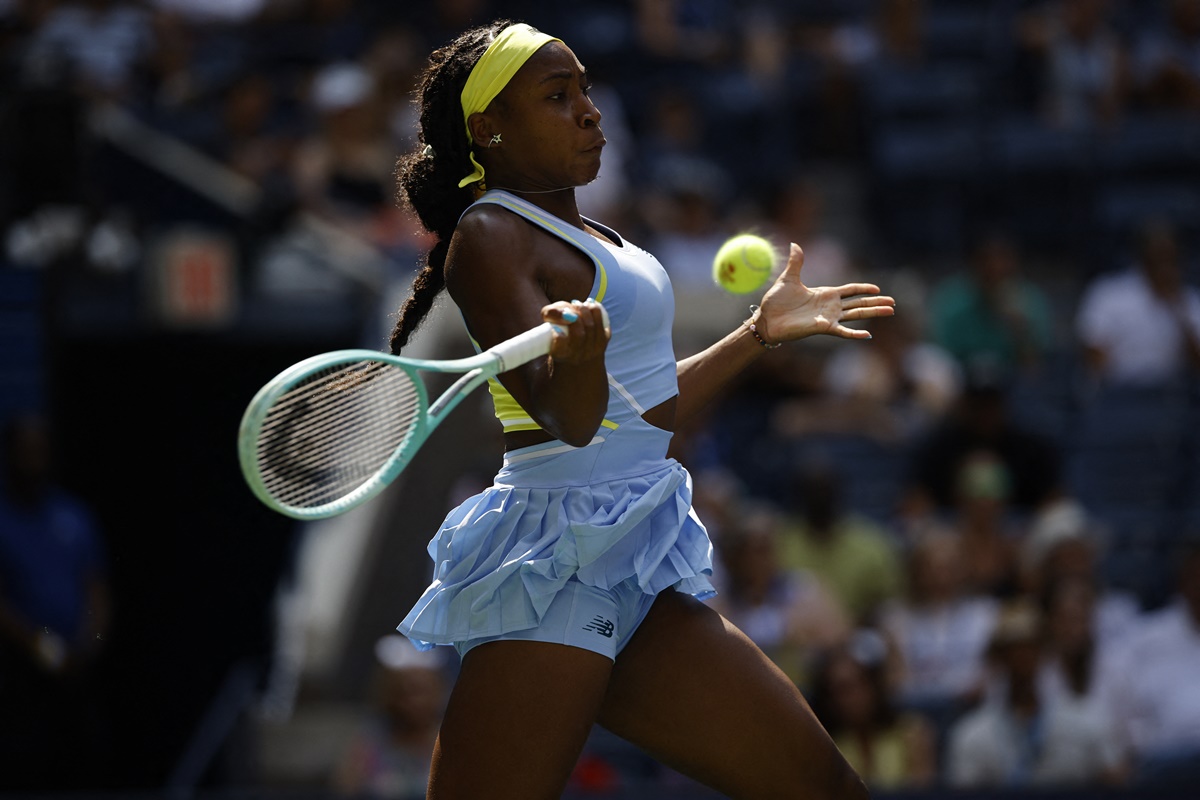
left=238, top=309, right=602, bottom=520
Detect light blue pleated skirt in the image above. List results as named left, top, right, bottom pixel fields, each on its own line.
left=398, top=416, right=715, bottom=650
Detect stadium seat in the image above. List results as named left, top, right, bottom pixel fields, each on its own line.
left=1096, top=113, right=1200, bottom=180
left=0, top=268, right=45, bottom=423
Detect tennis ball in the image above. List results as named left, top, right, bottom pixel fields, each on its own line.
left=712, top=234, right=778, bottom=295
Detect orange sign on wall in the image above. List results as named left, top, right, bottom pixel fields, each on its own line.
left=150, top=229, right=238, bottom=328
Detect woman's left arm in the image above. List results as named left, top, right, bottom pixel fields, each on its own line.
left=675, top=243, right=895, bottom=427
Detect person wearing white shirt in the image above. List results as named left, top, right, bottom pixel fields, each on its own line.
left=880, top=527, right=998, bottom=711
left=1096, top=543, right=1200, bottom=785
left=1076, top=221, right=1200, bottom=387
left=946, top=599, right=1124, bottom=788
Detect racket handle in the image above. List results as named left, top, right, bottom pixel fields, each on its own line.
left=488, top=302, right=611, bottom=372
left=490, top=321, right=557, bottom=372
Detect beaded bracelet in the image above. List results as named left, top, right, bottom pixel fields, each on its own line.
left=744, top=305, right=781, bottom=349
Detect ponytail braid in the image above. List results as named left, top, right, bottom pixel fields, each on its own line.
left=388, top=240, right=448, bottom=353
left=388, top=20, right=514, bottom=355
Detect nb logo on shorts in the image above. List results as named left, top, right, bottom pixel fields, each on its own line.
left=583, top=616, right=615, bottom=638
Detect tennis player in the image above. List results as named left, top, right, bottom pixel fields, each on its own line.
left=389, top=20, right=894, bottom=799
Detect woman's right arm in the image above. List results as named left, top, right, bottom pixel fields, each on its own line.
left=445, top=207, right=610, bottom=446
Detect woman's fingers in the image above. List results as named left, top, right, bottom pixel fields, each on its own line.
left=841, top=305, right=896, bottom=322
left=544, top=300, right=579, bottom=327
left=837, top=282, right=885, bottom=298
left=833, top=324, right=875, bottom=339
left=780, top=242, right=806, bottom=280
left=543, top=299, right=610, bottom=360
left=841, top=294, right=896, bottom=310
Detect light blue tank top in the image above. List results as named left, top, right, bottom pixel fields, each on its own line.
left=461, top=189, right=679, bottom=433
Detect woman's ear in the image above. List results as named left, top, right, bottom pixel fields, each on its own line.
left=466, top=112, right=496, bottom=148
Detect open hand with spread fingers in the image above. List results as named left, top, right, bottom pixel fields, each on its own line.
left=752, top=243, right=896, bottom=344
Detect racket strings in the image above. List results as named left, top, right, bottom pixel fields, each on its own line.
left=255, top=360, right=422, bottom=509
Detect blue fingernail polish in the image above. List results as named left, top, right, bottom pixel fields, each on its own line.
left=561, top=310, right=579, bottom=322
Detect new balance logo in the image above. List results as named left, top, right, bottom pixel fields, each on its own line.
left=583, top=616, right=615, bottom=638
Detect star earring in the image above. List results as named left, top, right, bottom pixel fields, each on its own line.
left=488, top=133, right=503, bottom=147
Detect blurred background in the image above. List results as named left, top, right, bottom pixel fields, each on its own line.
left=1, top=0, right=1199, bottom=797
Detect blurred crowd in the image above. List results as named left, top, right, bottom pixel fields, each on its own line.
left=1, top=0, right=1200, bottom=796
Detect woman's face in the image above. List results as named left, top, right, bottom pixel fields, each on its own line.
left=912, top=536, right=963, bottom=603
left=480, top=42, right=606, bottom=192
left=720, top=516, right=780, bottom=599
left=1048, top=580, right=1093, bottom=652
left=826, top=654, right=877, bottom=726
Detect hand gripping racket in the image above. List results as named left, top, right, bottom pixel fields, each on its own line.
left=238, top=306, right=605, bottom=520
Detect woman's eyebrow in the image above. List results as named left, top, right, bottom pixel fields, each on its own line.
left=538, top=68, right=586, bottom=85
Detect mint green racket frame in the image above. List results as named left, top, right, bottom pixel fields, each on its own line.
left=238, top=321, right=558, bottom=520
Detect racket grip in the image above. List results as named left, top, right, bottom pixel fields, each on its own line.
left=490, top=322, right=557, bottom=372
left=488, top=302, right=611, bottom=372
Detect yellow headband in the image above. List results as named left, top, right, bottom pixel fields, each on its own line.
left=457, top=23, right=562, bottom=189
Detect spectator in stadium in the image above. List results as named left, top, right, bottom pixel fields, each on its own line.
left=1018, top=0, right=1129, bottom=129
left=333, top=635, right=450, bottom=798
left=948, top=449, right=1024, bottom=599
left=899, top=364, right=1064, bottom=524
left=801, top=0, right=928, bottom=155
left=1131, top=0, right=1200, bottom=111
left=293, top=60, right=395, bottom=228
left=945, top=598, right=1124, bottom=787
left=0, top=413, right=111, bottom=789
left=633, top=0, right=737, bottom=70
left=819, top=0, right=928, bottom=74
left=200, top=72, right=293, bottom=185
left=1098, top=541, right=1200, bottom=787
left=710, top=500, right=851, bottom=689
left=822, top=311, right=963, bottom=442
left=1037, top=574, right=1122, bottom=730
left=760, top=178, right=852, bottom=291
left=640, top=167, right=732, bottom=293
left=808, top=629, right=938, bottom=792
left=779, top=461, right=903, bottom=626
left=1076, top=219, right=1200, bottom=387
left=686, top=467, right=746, bottom=546
left=22, top=0, right=156, bottom=101
left=879, top=526, right=998, bottom=716
left=1020, top=498, right=1142, bottom=648
left=635, top=88, right=734, bottom=291
left=928, top=230, right=1055, bottom=377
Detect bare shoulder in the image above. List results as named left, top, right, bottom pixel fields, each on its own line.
left=442, top=202, right=553, bottom=348
left=445, top=203, right=538, bottom=293
left=444, top=201, right=596, bottom=347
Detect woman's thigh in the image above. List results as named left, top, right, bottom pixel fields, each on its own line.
left=428, top=639, right=614, bottom=800
left=597, top=590, right=869, bottom=800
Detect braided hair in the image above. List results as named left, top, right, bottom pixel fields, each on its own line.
left=388, top=20, right=514, bottom=355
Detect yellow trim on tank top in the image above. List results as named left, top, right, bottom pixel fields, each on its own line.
left=595, top=262, right=607, bottom=302
left=484, top=375, right=619, bottom=433
left=485, top=195, right=609, bottom=304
